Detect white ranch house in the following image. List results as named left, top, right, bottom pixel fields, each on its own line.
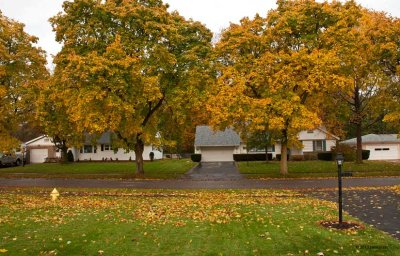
left=194, top=125, right=339, bottom=162
left=341, top=134, right=400, bottom=160
left=24, top=133, right=162, bottom=164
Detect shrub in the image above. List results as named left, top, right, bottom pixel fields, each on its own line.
left=303, top=152, right=318, bottom=161
left=317, top=152, right=333, bottom=161
left=149, top=152, right=155, bottom=162
left=332, top=145, right=370, bottom=161
left=233, top=153, right=273, bottom=162
left=290, top=155, right=304, bottom=161
left=332, top=144, right=356, bottom=161
left=67, top=150, right=74, bottom=162
left=362, top=150, right=370, bottom=160
left=276, top=154, right=289, bottom=161
left=191, top=154, right=201, bottom=162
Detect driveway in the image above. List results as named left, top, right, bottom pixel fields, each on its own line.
left=182, top=162, right=244, bottom=181
left=309, top=189, right=400, bottom=240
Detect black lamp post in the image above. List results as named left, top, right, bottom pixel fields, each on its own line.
left=336, top=153, right=344, bottom=224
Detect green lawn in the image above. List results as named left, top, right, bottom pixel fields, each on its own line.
left=0, top=159, right=196, bottom=179
left=0, top=188, right=398, bottom=255
left=238, top=160, right=400, bottom=178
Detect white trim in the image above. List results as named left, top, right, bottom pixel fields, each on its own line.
left=24, top=135, right=49, bottom=146
left=316, top=127, right=340, bottom=140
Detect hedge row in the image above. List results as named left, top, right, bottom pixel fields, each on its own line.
left=233, top=153, right=273, bottom=162
left=317, top=150, right=370, bottom=161
left=192, top=150, right=370, bottom=163
left=276, top=154, right=289, bottom=161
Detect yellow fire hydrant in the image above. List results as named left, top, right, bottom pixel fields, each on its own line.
left=50, top=188, right=60, bottom=201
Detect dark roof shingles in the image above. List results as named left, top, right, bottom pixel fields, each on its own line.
left=194, top=126, right=240, bottom=146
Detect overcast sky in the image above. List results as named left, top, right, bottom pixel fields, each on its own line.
left=1, top=0, right=399, bottom=67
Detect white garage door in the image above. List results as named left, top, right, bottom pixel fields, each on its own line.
left=366, top=145, right=399, bottom=160
left=201, top=147, right=234, bottom=162
left=30, top=149, right=48, bottom=163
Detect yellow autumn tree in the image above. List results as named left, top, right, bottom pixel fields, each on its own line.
left=324, top=3, right=400, bottom=163
left=36, top=76, right=85, bottom=163
left=0, top=11, right=48, bottom=152
left=382, top=19, right=400, bottom=134
left=49, top=0, right=213, bottom=174
left=208, top=0, right=348, bottom=174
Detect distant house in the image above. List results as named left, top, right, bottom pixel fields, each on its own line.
left=341, top=134, right=400, bottom=160
left=194, top=126, right=241, bottom=162
left=194, top=126, right=338, bottom=162
left=24, top=135, right=61, bottom=164
left=24, top=132, right=162, bottom=164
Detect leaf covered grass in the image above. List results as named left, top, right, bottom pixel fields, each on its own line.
left=0, top=188, right=399, bottom=255
left=238, top=160, right=400, bottom=178
left=0, top=159, right=196, bottom=179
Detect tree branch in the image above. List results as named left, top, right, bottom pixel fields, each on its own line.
left=141, top=95, right=165, bottom=127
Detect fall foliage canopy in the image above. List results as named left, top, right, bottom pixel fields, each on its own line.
left=49, top=0, right=213, bottom=173
left=0, top=11, right=48, bottom=152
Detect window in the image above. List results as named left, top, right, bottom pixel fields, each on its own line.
left=44, top=138, right=50, bottom=142
left=83, top=145, right=93, bottom=153
left=249, top=145, right=275, bottom=152
left=101, top=144, right=112, bottom=151
left=307, top=130, right=314, bottom=134
left=376, top=148, right=390, bottom=151
left=313, top=140, right=326, bottom=152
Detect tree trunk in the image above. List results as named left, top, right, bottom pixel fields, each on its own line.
left=354, top=82, right=363, bottom=164
left=135, top=138, right=145, bottom=175
left=355, top=122, right=363, bottom=164
left=58, top=139, right=69, bottom=163
left=60, top=146, right=68, bottom=163
left=280, top=142, right=288, bottom=175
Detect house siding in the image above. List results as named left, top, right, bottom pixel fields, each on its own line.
left=75, top=144, right=162, bottom=161
left=233, top=129, right=336, bottom=158
left=25, top=135, right=163, bottom=163
left=302, top=141, right=313, bottom=152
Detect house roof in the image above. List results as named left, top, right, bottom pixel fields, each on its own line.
left=195, top=126, right=240, bottom=147
left=316, top=127, right=340, bottom=140
left=24, top=133, right=113, bottom=146
left=24, top=135, right=48, bottom=146
left=341, top=134, right=400, bottom=144
left=84, top=132, right=112, bottom=144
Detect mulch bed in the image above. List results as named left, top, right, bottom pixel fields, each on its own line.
left=319, top=221, right=364, bottom=230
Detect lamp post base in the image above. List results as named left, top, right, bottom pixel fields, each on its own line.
left=320, top=221, right=364, bottom=230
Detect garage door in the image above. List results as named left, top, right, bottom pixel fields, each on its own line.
left=30, top=149, right=48, bottom=163
left=201, top=147, right=234, bottom=162
left=366, top=145, right=399, bottom=160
